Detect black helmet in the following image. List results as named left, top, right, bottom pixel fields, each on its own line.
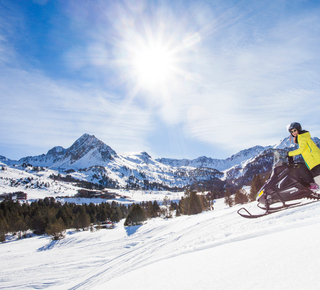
left=288, top=122, right=302, bottom=133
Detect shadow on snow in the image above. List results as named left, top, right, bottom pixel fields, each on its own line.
left=125, top=225, right=142, bottom=236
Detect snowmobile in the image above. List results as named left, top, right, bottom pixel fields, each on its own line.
left=237, top=154, right=320, bottom=218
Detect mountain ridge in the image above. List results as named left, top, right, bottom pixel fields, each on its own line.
left=1, top=133, right=319, bottom=192
left=1, top=133, right=272, bottom=171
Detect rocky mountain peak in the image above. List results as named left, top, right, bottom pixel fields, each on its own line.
left=47, top=146, right=66, bottom=156
left=15, top=134, right=118, bottom=168
left=61, top=134, right=117, bottom=166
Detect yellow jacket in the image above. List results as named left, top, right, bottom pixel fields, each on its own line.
left=288, top=131, right=320, bottom=170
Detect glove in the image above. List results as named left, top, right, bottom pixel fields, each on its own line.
left=287, top=152, right=294, bottom=165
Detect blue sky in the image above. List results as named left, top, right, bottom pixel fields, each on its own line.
left=1, top=0, right=320, bottom=160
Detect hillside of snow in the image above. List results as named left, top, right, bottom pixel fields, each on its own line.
left=0, top=162, right=80, bottom=200
left=1, top=197, right=320, bottom=289
left=0, top=160, right=186, bottom=205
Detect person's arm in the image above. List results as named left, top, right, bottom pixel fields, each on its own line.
left=288, top=136, right=307, bottom=156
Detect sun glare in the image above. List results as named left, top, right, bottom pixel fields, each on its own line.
left=115, top=12, right=196, bottom=101
left=130, top=40, right=178, bottom=91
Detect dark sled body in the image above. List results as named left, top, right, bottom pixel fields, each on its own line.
left=257, top=162, right=313, bottom=206
left=238, top=162, right=318, bottom=218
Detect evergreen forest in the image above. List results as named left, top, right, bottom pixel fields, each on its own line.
left=0, top=190, right=214, bottom=242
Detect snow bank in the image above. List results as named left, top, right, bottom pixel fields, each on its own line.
left=104, top=222, right=320, bottom=290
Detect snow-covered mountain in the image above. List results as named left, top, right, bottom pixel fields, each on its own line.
left=273, top=135, right=320, bottom=149
left=19, top=133, right=118, bottom=168
left=1, top=133, right=320, bottom=193
left=0, top=134, right=224, bottom=191
left=157, top=145, right=267, bottom=171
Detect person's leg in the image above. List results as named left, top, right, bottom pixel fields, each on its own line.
left=314, top=175, right=320, bottom=186
left=298, top=163, right=315, bottom=185
left=311, top=165, right=320, bottom=188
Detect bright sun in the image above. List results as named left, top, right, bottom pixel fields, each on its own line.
left=130, top=41, right=178, bottom=91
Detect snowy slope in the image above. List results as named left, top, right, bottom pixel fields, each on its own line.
left=1, top=198, right=320, bottom=289
left=0, top=160, right=185, bottom=202
left=0, top=162, right=80, bottom=199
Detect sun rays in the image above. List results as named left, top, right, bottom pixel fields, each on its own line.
left=131, top=42, right=176, bottom=90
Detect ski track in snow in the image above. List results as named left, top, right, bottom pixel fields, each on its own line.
left=2, top=198, right=320, bottom=289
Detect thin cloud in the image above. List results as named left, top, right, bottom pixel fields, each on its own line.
left=1, top=0, right=320, bottom=160
left=0, top=64, right=153, bottom=158
left=176, top=3, right=320, bottom=150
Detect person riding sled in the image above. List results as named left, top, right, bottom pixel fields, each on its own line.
left=287, top=122, right=320, bottom=189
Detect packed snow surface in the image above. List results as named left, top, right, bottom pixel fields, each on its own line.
left=1, top=198, right=320, bottom=289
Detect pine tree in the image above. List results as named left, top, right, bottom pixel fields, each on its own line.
left=178, top=196, right=188, bottom=215
left=234, top=189, right=249, bottom=205
left=188, top=191, right=202, bottom=215
left=177, top=190, right=206, bottom=215
left=224, top=188, right=234, bottom=207
left=110, top=207, right=122, bottom=223
left=124, top=204, right=146, bottom=226
left=250, top=174, right=264, bottom=201
left=31, top=212, right=47, bottom=235
left=73, top=208, right=90, bottom=230
left=14, top=218, right=28, bottom=239
left=153, top=201, right=160, bottom=217
left=56, top=207, right=72, bottom=228
left=46, top=218, right=66, bottom=240
left=144, top=201, right=153, bottom=218
left=0, top=218, right=8, bottom=243
left=98, top=208, right=108, bottom=222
